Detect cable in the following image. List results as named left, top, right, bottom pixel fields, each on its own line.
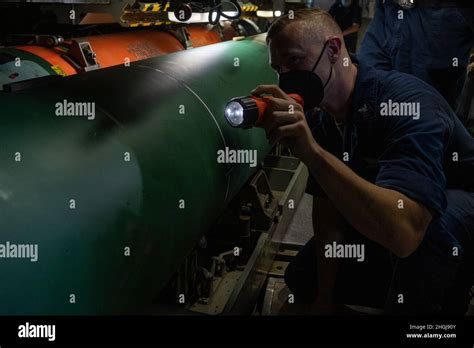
left=208, top=0, right=241, bottom=25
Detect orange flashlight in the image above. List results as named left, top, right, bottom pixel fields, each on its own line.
left=224, top=94, right=304, bottom=128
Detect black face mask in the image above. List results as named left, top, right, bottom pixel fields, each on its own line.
left=278, top=40, right=333, bottom=111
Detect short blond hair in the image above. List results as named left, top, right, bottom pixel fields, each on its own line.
left=266, top=8, right=342, bottom=44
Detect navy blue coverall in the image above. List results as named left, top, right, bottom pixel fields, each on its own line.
left=286, top=59, right=474, bottom=314
left=358, top=0, right=474, bottom=109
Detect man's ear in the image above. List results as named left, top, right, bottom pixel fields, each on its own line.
left=327, top=37, right=342, bottom=64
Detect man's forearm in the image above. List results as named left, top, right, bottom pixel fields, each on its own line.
left=306, top=145, right=430, bottom=257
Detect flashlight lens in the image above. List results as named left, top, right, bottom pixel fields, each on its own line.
left=225, top=101, right=244, bottom=127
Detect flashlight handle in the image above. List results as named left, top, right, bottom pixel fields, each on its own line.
left=251, top=93, right=304, bottom=126
left=288, top=93, right=304, bottom=108
left=251, top=96, right=269, bottom=125
left=260, top=94, right=304, bottom=107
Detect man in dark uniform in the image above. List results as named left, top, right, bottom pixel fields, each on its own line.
left=252, top=8, right=474, bottom=314
left=328, top=0, right=362, bottom=54
left=358, top=0, right=474, bottom=111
